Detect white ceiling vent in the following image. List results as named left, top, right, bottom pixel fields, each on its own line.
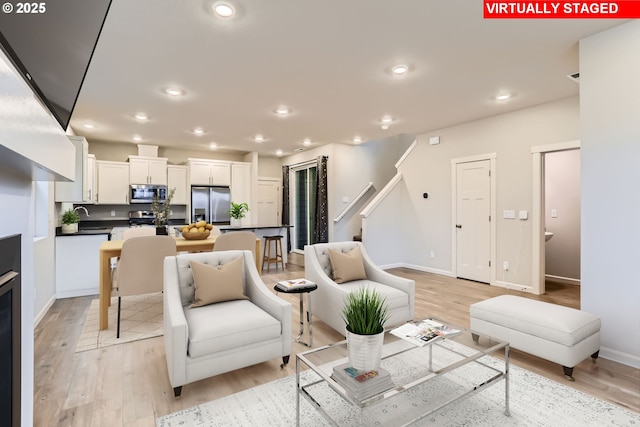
left=566, top=72, right=580, bottom=83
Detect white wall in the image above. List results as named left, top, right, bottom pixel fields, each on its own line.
left=580, top=21, right=640, bottom=367
left=545, top=149, right=581, bottom=281
left=1, top=48, right=79, bottom=427
left=371, top=97, right=579, bottom=288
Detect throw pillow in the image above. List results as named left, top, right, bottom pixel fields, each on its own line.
left=328, top=246, right=367, bottom=284
left=190, top=256, right=247, bottom=307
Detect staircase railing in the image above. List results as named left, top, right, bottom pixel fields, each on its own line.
left=334, top=182, right=375, bottom=222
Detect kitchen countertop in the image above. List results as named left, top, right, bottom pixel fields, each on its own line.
left=55, top=227, right=113, bottom=237
left=218, top=224, right=293, bottom=231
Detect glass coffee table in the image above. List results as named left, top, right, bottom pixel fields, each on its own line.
left=296, top=318, right=510, bottom=426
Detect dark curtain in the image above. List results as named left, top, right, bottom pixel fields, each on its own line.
left=282, top=165, right=291, bottom=252
left=314, top=156, right=329, bottom=243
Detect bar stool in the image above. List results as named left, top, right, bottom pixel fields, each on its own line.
left=262, top=235, right=285, bottom=272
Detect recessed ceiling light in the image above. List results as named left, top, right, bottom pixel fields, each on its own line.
left=134, top=112, right=148, bottom=121
left=352, top=136, right=362, bottom=143
left=83, top=123, right=95, bottom=129
left=209, top=143, right=218, bottom=149
left=496, top=93, right=511, bottom=101
left=303, top=138, right=312, bottom=146
left=132, top=135, right=142, bottom=142
left=164, top=87, right=184, bottom=97
left=212, top=2, right=235, bottom=18
left=381, top=124, right=390, bottom=130
left=391, top=64, right=409, bottom=75
left=275, top=106, right=290, bottom=116
left=276, top=149, right=283, bottom=156
left=192, top=127, right=205, bottom=136
left=381, top=115, right=393, bottom=124
left=254, top=134, right=265, bottom=143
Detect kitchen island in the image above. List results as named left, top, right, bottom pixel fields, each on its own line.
left=219, top=224, right=292, bottom=265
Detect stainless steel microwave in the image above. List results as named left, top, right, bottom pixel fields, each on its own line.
left=129, top=184, right=167, bottom=204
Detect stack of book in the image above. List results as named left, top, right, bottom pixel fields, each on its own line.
left=331, top=362, right=395, bottom=401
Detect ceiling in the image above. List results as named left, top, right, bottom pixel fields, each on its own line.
left=70, top=0, right=625, bottom=157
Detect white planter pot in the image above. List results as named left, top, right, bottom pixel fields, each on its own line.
left=346, top=329, right=384, bottom=371
left=230, top=218, right=242, bottom=227
left=61, top=223, right=78, bottom=234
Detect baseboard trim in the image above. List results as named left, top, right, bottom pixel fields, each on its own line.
left=34, top=295, right=56, bottom=328
left=56, top=288, right=99, bottom=299
left=545, top=274, right=581, bottom=286
left=493, top=280, right=535, bottom=293
left=380, top=263, right=455, bottom=278
left=599, top=346, right=640, bottom=369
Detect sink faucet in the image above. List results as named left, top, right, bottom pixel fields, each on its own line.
left=74, top=206, right=89, bottom=217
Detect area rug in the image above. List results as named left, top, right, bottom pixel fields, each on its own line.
left=156, top=340, right=640, bottom=426
left=75, top=292, right=163, bottom=352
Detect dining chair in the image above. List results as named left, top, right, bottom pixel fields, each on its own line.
left=213, top=231, right=257, bottom=261
left=122, top=227, right=156, bottom=240
left=112, top=235, right=177, bottom=338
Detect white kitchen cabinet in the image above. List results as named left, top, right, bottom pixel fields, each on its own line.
left=167, top=165, right=188, bottom=205
left=96, top=160, right=130, bottom=204
left=128, top=155, right=168, bottom=185
left=55, top=234, right=109, bottom=298
left=231, top=162, right=252, bottom=225
left=86, top=154, right=96, bottom=204
left=187, top=159, right=231, bottom=186
left=55, top=136, right=90, bottom=202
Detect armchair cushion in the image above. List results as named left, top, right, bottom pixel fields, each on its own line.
left=336, top=280, right=409, bottom=311
left=184, top=299, right=281, bottom=357
left=190, top=257, right=248, bottom=307
left=328, top=247, right=367, bottom=283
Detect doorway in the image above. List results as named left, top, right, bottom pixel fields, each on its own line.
left=451, top=153, right=497, bottom=284
left=291, top=164, right=317, bottom=253
left=531, top=140, right=580, bottom=295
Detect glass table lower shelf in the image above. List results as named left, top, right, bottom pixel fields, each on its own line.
left=295, top=318, right=510, bottom=426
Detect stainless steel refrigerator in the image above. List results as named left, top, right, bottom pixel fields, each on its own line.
left=191, top=186, right=231, bottom=224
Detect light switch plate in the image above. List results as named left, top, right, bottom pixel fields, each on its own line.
left=503, top=210, right=516, bottom=219
left=429, top=136, right=440, bottom=145
left=551, top=209, right=558, bottom=218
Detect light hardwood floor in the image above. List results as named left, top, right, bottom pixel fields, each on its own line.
left=34, top=253, right=639, bottom=426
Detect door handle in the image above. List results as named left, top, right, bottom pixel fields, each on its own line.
left=456, top=224, right=462, bottom=229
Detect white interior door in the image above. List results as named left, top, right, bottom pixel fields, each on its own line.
left=456, top=160, right=491, bottom=283
left=257, top=179, right=279, bottom=226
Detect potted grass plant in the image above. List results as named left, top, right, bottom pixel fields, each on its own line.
left=341, top=287, right=390, bottom=371
left=61, top=208, right=80, bottom=234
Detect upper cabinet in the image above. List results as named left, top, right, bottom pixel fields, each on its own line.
left=128, top=155, right=168, bottom=185
left=167, top=165, right=188, bottom=205
left=96, top=161, right=130, bottom=204
left=187, top=159, right=231, bottom=186
left=55, top=136, right=90, bottom=203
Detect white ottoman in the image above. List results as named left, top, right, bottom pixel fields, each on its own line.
left=470, top=295, right=601, bottom=380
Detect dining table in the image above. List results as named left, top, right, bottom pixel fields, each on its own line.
left=98, top=235, right=262, bottom=330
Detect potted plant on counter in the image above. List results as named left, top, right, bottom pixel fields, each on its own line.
left=228, top=201, right=249, bottom=227
left=152, top=188, right=175, bottom=235
left=61, top=209, right=80, bottom=234
left=341, top=287, right=390, bottom=371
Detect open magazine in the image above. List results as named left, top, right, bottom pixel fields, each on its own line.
left=390, top=318, right=462, bottom=347
left=275, top=279, right=316, bottom=291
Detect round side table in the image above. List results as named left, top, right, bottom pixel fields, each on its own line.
left=274, top=281, right=318, bottom=347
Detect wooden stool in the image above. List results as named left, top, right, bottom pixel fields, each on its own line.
left=262, top=235, right=285, bottom=272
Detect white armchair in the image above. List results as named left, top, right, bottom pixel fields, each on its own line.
left=304, top=241, right=415, bottom=335
left=163, top=250, right=292, bottom=397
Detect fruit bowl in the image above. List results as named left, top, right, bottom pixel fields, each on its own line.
left=182, top=230, right=211, bottom=240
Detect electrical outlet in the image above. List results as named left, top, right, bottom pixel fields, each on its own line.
left=503, top=261, right=509, bottom=270
left=111, top=210, right=116, bottom=217
left=429, top=251, right=435, bottom=259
